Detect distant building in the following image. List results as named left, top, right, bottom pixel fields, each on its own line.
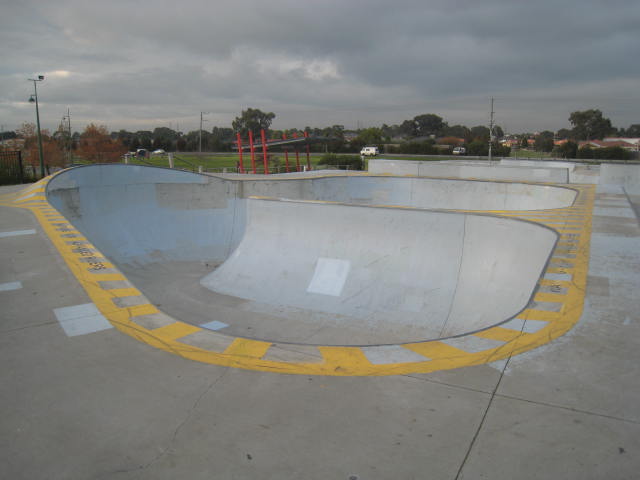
left=0, top=138, right=26, bottom=150
left=500, top=138, right=521, bottom=148
left=579, top=139, right=639, bottom=151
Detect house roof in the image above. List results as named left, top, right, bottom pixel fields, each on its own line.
left=579, top=140, right=639, bottom=150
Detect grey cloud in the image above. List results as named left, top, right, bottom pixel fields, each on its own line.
left=1, top=0, right=639, bottom=133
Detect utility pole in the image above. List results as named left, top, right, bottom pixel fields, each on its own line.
left=28, top=75, right=45, bottom=178
left=62, top=108, right=72, bottom=165
left=199, top=111, right=209, bottom=153
left=488, top=97, right=495, bottom=163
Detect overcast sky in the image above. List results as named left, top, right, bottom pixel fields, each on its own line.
left=2, top=0, right=639, bottom=135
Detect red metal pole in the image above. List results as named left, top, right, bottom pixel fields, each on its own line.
left=260, top=129, right=269, bottom=175
left=236, top=133, right=245, bottom=173
left=293, top=132, right=300, bottom=171
left=283, top=133, right=290, bottom=173
left=249, top=130, right=256, bottom=174
left=304, top=131, right=311, bottom=170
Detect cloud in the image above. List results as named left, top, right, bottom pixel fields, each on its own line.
left=1, top=0, right=639, bottom=133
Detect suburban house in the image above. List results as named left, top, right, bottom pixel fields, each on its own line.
left=579, top=138, right=639, bottom=151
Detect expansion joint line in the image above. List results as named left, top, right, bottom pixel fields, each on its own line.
left=453, top=354, right=512, bottom=480
left=439, top=214, right=466, bottom=338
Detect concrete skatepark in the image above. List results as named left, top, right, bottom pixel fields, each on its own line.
left=1, top=159, right=639, bottom=478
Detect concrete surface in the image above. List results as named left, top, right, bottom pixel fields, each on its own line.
left=368, top=159, right=570, bottom=183
left=201, top=199, right=556, bottom=343
left=600, top=164, right=640, bottom=194
left=1, top=163, right=639, bottom=479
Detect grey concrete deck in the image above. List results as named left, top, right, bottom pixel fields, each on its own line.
left=1, top=166, right=639, bottom=479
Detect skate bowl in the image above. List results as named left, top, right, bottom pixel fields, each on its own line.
left=46, top=165, right=564, bottom=345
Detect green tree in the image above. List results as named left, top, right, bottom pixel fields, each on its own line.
left=391, top=140, right=439, bottom=155
left=399, top=114, right=447, bottom=138
left=534, top=131, right=555, bottom=152
left=441, top=124, right=470, bottom=139
left=413, top=114, right=447, bottom=137
left=569, top=109, right=615, bottom=140
left=151, top=127, right=179, bottom=151
left=399, top=119, right=417, bottom=137
left=210, top=127, right=235, bottom=151
left=578, top=146, right=631, bottom=160
left=470, top=126, right=490, bottom=142
left=354, top=127, right=383, bottom=147
left=232, top=108, right=276, bottom=135
left=624, top=124, right=640, bottom=137
left=554, top=141, right=578, bottom=159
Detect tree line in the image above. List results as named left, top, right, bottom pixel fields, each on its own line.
left=2, top=107, right=637, bottom=166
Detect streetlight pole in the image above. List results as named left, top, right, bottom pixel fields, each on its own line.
left=488, top=97, right=495, bottom=164
left=28, top=75, right=45, bottom=178
left=199, top=111, right=209, bottom=153
left=62, top=107, right=72, bottom=165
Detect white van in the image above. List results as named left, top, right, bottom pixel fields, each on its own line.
left=452, top=146, right=466, bottom=155
left=360, top=146, right=379, bottom=156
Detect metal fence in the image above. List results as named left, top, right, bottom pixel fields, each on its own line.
left=0, top=150, right=24, bottom=185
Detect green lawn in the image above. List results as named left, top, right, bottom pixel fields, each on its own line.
left=127, top=152, right=339, bottom=173
left=107, top=152, right=466, bottom=174
left=509, top=149, right=551, bottom=158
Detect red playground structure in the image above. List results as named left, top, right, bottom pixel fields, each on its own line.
left=234, top=129, right=313, bottom=174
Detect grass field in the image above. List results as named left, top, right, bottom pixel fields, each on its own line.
left=128, top=153, right=362, bottom=173
left=128, top=153, right=315, bottom=171
left=509, top=149, right=552, bottom=158
left=125, top=152, right=463, bottom=173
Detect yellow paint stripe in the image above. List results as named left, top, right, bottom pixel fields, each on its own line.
left=152, top=322, right=201, bottom=340
left=557, top=241, right=579, bottom=247
left=318, top=346, right=372, bottom=371
left=546, top=266, right=575, bottom=274
left=403, top=341, right=467, bottom=360
left=85, top=273, right=127, bottom=282
left=224, top=338, right=273, bottom=358
left=538, top=278, right=572, bottom=288
left=534, top=291, right=567, bottom=303
left=128, top=304, right=161, bottom=317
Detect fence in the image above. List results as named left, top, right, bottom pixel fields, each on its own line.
left=0, top=150, right=24, bottom=185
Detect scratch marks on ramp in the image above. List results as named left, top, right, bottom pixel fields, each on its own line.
left=1, top=174, right=595, bottom=376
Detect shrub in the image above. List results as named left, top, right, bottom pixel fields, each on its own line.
left=318, top=154, right=363, bottom=170
left=388, top=141, right=439, bottom=155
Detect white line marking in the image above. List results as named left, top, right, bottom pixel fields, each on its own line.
left=0, top=281, right=23, bottom=291
left=362, top=345, right=429, bottom=364
left=53, top=303, right=113, bottom=337
left=307, top=258, right=351, bottom=297
left=0, top=229, right=37, bottom=238
left=201, top=320, right=229, bottom=331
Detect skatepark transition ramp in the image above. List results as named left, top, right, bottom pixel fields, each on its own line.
left=46, top=165, right=564, bottom=344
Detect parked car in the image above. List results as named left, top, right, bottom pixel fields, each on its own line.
left=452, top=146, right=466, bottom=155
left=360, top=146, right=379, bottom=156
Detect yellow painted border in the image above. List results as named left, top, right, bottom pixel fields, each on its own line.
left=0, top=171, right=595, bottom=376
